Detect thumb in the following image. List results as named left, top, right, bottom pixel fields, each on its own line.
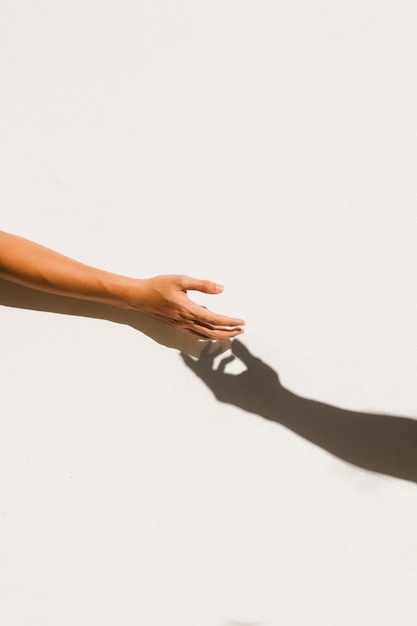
left=180, top=276, right=224, bottom=294
left=232, top=339, right=257, bottom=366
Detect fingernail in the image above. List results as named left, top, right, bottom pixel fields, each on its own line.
left=215, top=284, right=224, bottom=293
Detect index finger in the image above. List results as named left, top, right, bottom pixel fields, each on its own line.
left=231, top=339, right=258, bottom=366
left=189, top=303, right=245, bottom=329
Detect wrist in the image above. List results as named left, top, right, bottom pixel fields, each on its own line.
left=105, top=275, right=148, bottom=311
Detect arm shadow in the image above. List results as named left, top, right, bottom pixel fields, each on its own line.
left=0, top=277, right=219, bottom=357
left=182, top=340, right=417, bottom=484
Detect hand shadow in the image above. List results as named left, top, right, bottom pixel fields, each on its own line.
left=182, top=340, right=417, bottom=484
left=0, top=277, right=229, bottom=357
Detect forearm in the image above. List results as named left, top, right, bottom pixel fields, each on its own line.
left=0, top=230, right=139, bottom=309
left=271, top=391, right=417, bottom=482
left=0, top=230, right=244, bottom=338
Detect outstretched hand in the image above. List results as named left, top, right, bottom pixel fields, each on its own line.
left=181, top=339, right=287, bottom=417
left=183, top=340, right=417, bottom=485
left=0, top=232, right=243, bottom=340
left=135, top=275, right=245, bottom=340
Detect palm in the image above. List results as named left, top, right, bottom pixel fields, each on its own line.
left=181, top=340, right=284, bottom=417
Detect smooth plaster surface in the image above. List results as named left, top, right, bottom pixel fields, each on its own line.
left=1, top=2, right=417, bottom=625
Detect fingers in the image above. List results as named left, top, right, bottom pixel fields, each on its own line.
left=145, top=274, right=245, bottom=337
left=186, top=302, right=244, bottom=339
left=216, top=355, right=235, bottom=373
left=175, top=276, right=245, bottom=330
left=190, top=322, right=244, bottom=340
left=231, top=339, right=257, bottom=365
left=179, top=276, right=224, bottom=295
left=188, top=303, right=245, bottom=329
left=180, top=340, right=228, bottom=373
left=180, top=342, right=219, bottom=374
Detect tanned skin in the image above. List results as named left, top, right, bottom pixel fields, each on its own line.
left=0, top=230, right=245, bottom=340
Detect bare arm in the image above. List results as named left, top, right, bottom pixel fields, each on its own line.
left=182, top=341, right=417, bottom=483
left=0, top=230, right=245, bottom=339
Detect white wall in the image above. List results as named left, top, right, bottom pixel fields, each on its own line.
left=1, top=2, right=416, bottom=625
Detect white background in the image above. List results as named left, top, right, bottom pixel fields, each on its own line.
left=1, top=1, right=416, bottom=625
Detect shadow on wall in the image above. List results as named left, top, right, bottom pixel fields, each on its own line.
left=0, top=277, right=223, bottom=357
left=3, top=277, right=416, bottom=484
left=182, top=341, right=417, bottom=485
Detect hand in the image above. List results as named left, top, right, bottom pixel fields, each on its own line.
left=181, top=339, right=286, bottom=417
left=183, top=340, right=417, bottom=484
left=134, top=275, right=245, bottom=340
